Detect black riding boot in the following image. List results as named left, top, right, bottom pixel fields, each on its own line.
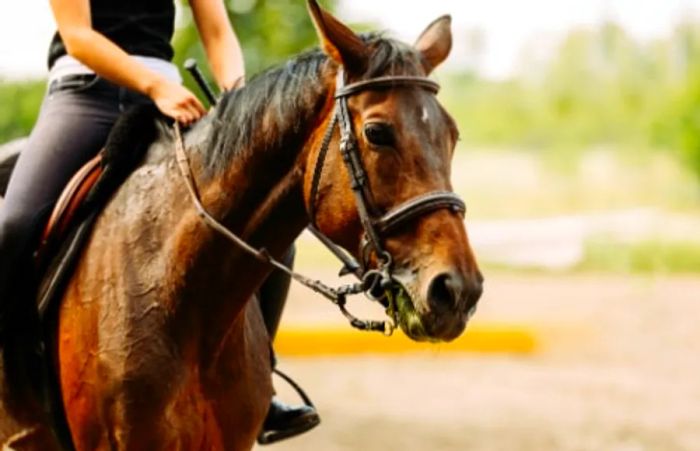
left=0, top=234, right=13, bottom=343
left=257, top=245, right=320, bottom=445
left=0, top=216, right=46, bottom=414
left=0, top=219, right=31, bottom=345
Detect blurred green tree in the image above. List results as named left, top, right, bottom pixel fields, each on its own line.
left=173, top=0, right=337, bottom=92
left=0, top=81, right=45, bottom=142
left=655, top=21, right=700, bottom=179
left=442, top=18, right=700, bottom=172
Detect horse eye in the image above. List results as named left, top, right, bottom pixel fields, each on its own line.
left=363, top=123, right=395, bottom=147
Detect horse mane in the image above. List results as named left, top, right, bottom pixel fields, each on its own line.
left=201, top=32, right=426, bottom=176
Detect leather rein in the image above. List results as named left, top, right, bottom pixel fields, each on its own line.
left=172, top=68, right=465, bottom=335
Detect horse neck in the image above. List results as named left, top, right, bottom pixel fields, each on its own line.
left=177, top=76, right=334, bottom=363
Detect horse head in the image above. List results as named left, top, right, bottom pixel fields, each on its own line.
left=304, top=0, right=483, bottom=342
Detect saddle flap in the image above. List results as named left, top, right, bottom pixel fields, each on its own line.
left=38, top=153, right=103, bottom=259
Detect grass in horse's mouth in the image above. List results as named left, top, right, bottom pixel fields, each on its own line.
left=391, top=285, right=437, bottom=343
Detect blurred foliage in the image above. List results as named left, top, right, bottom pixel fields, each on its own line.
left=577, top=237, right=700, bottom=274
left=441, top=20, right=700, bottom=179
left=173, top=0, right=336, bottom=92
left=478, top=237, right=700, bottom=274
left=0, top=80, right=45, bottom=142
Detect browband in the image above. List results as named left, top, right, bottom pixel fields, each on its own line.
left=335, top=76, right=440, bottom=98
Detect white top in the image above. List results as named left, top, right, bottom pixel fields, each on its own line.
left=49, top=54, right=182, bottom=84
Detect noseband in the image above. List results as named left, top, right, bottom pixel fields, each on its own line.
left=173, top=67, right=465, bottom=335
left=307, top=69, right=465, bottom=298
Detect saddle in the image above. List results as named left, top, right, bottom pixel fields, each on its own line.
left=35, top=104, right=163, bottom=316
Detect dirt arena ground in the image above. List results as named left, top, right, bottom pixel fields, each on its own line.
left=259, top=273, right=700, bottom=451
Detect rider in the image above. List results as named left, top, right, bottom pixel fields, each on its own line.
left=0, top=0, right=318, bottom=443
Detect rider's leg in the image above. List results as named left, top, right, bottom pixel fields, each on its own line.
left=256, top=245, right=320, bottom=444
left=258, top=246, right=296, bottom=341
left=1, top=81, right=119, bottom=306
left=0, top=78, right=126, bottom=406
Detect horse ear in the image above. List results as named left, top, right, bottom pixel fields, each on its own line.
left=414, top=15, right=452, bottom=74
left=307, top=0, right=368, bottom=73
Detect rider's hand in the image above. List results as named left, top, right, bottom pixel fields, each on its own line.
left=148, top=79, right=206, bottom=125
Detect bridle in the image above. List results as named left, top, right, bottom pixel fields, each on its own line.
left=307, top=69, right=465, bottom=299
left=173, top=67, right=465, bottom=335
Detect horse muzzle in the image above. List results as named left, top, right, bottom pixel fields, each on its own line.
left=392, top=268, right=483, bottom=342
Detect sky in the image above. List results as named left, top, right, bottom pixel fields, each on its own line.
left=1, top=0, right=698, bottom=80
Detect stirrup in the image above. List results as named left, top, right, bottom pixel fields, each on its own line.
left=273, top=367, right=315, bottom=408
left=257, top=368, right=320, bottom=445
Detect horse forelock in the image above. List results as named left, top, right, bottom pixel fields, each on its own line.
left=362, top=33, right=425, bottom=79
left=198, top=33, right=426, bottom=177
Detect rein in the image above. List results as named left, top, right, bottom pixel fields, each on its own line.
left=173, top=123, right=392, bottom=334
left=172, top=67, right=466, bottom=336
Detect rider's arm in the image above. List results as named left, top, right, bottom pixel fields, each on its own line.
left=189, top=0, right=246, bottom=90
left=49, top=0, right=205, bottom=124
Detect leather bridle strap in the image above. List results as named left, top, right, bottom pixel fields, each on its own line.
left=309, top=69, right=464, bottom=274
left=374, top=191, right=465, bottom=235
left=335, top=75, right=440, bottom=98
left=335, top=70, right=385, bottom=258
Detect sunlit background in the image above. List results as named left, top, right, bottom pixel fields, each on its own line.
left=1, top=1, right=699, bottom=450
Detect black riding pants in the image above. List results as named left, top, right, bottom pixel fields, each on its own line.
left=0, top=76, right=150, bottom=329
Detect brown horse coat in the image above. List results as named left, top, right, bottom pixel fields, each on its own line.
left=0, top=2, right=481, bottom=449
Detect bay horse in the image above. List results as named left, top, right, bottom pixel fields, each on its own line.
left=0, top=1, right=482, bottom=449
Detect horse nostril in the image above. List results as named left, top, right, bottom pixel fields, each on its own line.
left=428, top=271, right=483, bottom=314
left=469, top=276, right=484, bottom=306
left=427, top=272, right=463, bottom=310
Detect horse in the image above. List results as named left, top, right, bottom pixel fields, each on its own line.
left=0, top=1, right=483, bottom=449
